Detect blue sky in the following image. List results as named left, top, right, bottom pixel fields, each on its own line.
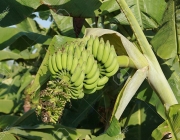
left=34, top=12, right=52, bottom=28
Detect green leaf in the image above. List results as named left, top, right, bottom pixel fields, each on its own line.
left=39, top=10, right=51, bottom=20
left=16, top=71, right=33, bottom=101
left=0, top=27, right=51, bottom=50
left=0, top=0, right=41, bottom=27
left=51, top=10, right=75, bottom=37
left=120, top=100, right=163, bottom=140
left=61, top=92, right=102, bottom=127
left=0, top=50, right=39, bottom=61
left=166, top=59, right=180, bottom=103
left=16, top=17, right=46, bottom=33
left=0, top=0, right=102, bottom=27
left=151, top=0, right=178, bottom=59
left=152, top=104, right=180, bottom=140
left=102, top=0, right=166, bottom=29
left=0, top=100, right=14, bottom=114
left=106, top=117, right=121, bottom=136
left=42, top=0, right=102, bottom=17
left=0, top=115, right=19, bottom=130
left=11, top=109, right=39, bottom=127
left=9, top=124, right=82, bottom=140
left=0, top=75, right=21, bottom=99
left=0, top=133, right=17, bottom=140
left=91, top=134, right=124, bottom=140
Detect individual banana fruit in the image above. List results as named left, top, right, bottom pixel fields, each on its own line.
left=85, top=54, right=95, bottom=74
left=71, top=65, right=83, bottom=83
left=84, top=69, right=99, bottom=85
left=51, top=53, right=59, bottom=73
left=56, top=50, right=63, bottom=71
left=86, top=61, right=98, bottom=79
left=70, top=56, right=79, bottom=74
left=97, top=38, right=105, bottom=62
left=92, top=36, right=99, bottom=58
left=48, top=55, right=55, bottom=75
left=66, top=51, right=73, bottom=72
left=97, top=76, right=109, bottom=87
left=102, top=40, right=110, bottom=63
left=86, top=35, right=94, bottom=54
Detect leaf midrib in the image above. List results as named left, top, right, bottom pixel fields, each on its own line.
left=136, top=0, right=142, bottom=28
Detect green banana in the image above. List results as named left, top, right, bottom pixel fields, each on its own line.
left=84, top=69, right=99, bottom=84
left=77, top=91, right=84, bottom=99
left=102, top=40, right=110, bottom=63
left=62, top=50, right=68, bottom=70
left=86, top=35, right=94, bottom=54
left=81, top=49, right=88, bottom=61
left=66, top=51, right=73, bottom=72
left=96, top=84, right=104, bottom=90
left=74, top=89, right=84, bottom=98
left=73, top=71, right=85, bottom=87
left=97, top=76, right=109, bottom=86
left=70, top=82, right=83, bottom=90
left=69, top=89, right=84, bottom=99
left=48, top=55, right=56, bottom=75
left=64, top=45, right=69, bottom=52
left=92, top=36, right=99, bottom=58
left=52, top=53, right=59, bottom=73
left=51, top=72, right=63, bottom=79
left=56, top=50, right=63, bottom=71
left=104, top=50, right=115, bottom=68
left=84, top=80, right=98, bottom=90
left=83, top=87, right=97, bottom=94
left=106, top=57, right=118, bottom=72
left=69, top=89, right=80, bottom=98
left=68, top=43, right=75, bottom=54
left=85, top=54, right=94, bottom=74
left=70, top=56, right=79, bottom=74
left=86, top=61, right=98, bottom=79
left=70, top=93, right=78, bottom=100
left=71, top=65, right=82, bottom=83
left=97, top=38, right=105, bottom=62
left=110, top=45, right=117, bottom=56
left=79, top=42, right=86, bottom=51
left=78, top=57, right=84, bottom=67
left=102, top=63, right=119, bottom=77
left=74, top=46, right=81, bottom=59
left=82, top=62, right=87, bottom=71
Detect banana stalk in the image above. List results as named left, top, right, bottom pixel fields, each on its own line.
left=116, top=0, right=178, bottom=107
left=117, top=55, right=136, bottom=68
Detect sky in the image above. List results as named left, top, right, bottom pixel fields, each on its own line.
left=9, top=12, right=52, bottom=28
left=34, top=12, right=52, bottom=28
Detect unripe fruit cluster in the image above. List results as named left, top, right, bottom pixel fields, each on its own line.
left=48, top=36, right=119, bottom=99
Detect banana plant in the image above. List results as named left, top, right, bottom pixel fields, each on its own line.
left=1, top=0, right=180, bottom=139
left=24, top=0, right=179, bottom=137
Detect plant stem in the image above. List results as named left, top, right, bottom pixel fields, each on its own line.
left=116, top=0, right=178, bottom=106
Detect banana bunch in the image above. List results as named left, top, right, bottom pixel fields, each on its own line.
left=85, top=36, right=119, bottom=90
left=48, top=42, right=86, bottom=99
left=40, top=36, right=120, bottom=123
left=48, top=36, right=119, bottom=96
